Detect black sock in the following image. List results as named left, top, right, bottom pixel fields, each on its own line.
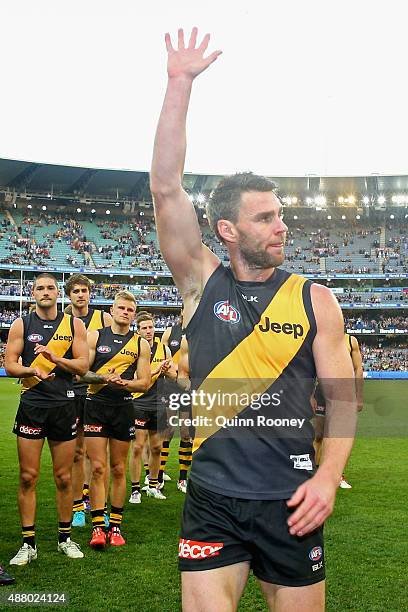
left=22, top=525, right=35, bottom=548
left=131, top=481, right=140, bottom=494
left=109, top=506, right=123, bottom=531
left=58, top=521, right=71, bottom=543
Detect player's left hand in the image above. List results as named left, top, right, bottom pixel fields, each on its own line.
left=33, top=344, right=58, bottom=363
left=106, top=372, right=127, bottom=387
left=286, top=472, right=337, bottom=537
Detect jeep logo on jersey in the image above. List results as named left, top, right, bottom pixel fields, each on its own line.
left=309, top=546, right=323, bottom=562
left=97, top=345, right=111, bottom=354
left=28, top=334, right=43, bottom=343
left=120, top=349, right=138, bottom=358
left=178, top=539, right=224, bottom=559
left=53, top=334, right=73, bottom=342
left=213, top=301, right=241, bottom=324
left=258, top=317, right=304, bottom=339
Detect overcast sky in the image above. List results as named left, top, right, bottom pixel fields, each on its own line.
left=1, top=0, right=407, bottom=177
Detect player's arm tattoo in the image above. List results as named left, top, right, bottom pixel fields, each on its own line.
left=79, top=371, right=106, bottom=384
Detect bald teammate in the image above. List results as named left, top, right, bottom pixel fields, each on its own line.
left=5, top=272, right=88, bottom=565
left=150, top=28, right=357, bottom=612
left=64, top=274, right=112, bottom=527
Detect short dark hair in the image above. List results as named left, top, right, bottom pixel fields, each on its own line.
left=64, top=274, right=92, bottom=296
left=33, top=272, right=58, bottom=288
left=136, top=312, right=154, bottom=329
left=206, top=172, right=276, bottom=241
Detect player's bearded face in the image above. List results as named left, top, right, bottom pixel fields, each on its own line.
left=237, top=229, right=285, bottom=269
left=233, top=191, right=287, bottom=270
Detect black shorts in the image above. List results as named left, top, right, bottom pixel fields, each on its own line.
left=179, top=480, right=325, bottom=587
left=133, top=404, right=167, bottom=432
left=13, top=400, right=77, bottom=442
left=84, top=399, right=135, bottom=441
left=74, top=395, right=86, bottom=428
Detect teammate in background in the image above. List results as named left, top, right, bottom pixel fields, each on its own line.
left=313, top=333, right=364, bottom=489
left=82, top=291, right=150, bottom=549
left=129, top=313, right=176, bottom=503
left=5, top=273, right=88, bottom=565
left=150, top=29, right=357, bottom=611
left=64, top=274, right=112, bottom=528
left=160, top=310, right=193, bottom=493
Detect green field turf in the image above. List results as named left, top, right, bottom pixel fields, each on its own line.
left=0, top=378, right=407, bottom=611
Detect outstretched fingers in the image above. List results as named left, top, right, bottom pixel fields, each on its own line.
left=188, top=26, right=198, bottom=49
left=164, top=32, right=173, bottom=53
left=198, top=32, right=211, bottom=53
left=204, top=49, right=223, bottom=67
left=178, top=28, right=185, bottom=50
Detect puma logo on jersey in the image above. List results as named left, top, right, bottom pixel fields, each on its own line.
left=258, top=318, right=304, bottom=339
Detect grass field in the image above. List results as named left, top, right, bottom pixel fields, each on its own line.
left=0, top=378, right=407, bottom=611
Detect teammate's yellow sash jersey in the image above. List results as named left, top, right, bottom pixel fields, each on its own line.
left=87, top=327, right=141, bottom=403
left=74, top=308, right=105, bottom=396
left=21, top=311, right=75, bottom=406
left=186, top=264, right=318, bottom=500
left=167, top=323, right=183, bottom=364
left=133, top=337, right=166, bottom=408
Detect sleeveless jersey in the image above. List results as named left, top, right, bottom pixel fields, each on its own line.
left=163, top=323, right=184, bottom=397
left=87, top=327, right=141, bottom=403
left=345, top=332, right=353, bottom=354
left=21, top=311, right=75, bottom=406
left=133, top=338, right=167, bottom=410
left=186, top=264, right=317, bottom=500
left=167, top=323, right=183, bottom=364
left=74, top=308, right=105, bottom=396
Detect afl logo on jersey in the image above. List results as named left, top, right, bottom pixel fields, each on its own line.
left=170, top=340, right=180, bottom=347
left=28, top=334, right=43, bottom=343
left=97, top=345, right=111, bottom=354
left=213, top=301, right=241, bottom=324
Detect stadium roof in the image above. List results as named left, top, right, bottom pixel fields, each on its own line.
left=1, top=157, right=408, bottom=202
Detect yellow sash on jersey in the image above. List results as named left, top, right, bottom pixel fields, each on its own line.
left=132, top=340, right=166, bottom=399
left=22, top=315, right=74, bottom=392
left=171, top=348, right=181, bottom=365
left=193, top=274, right=311, bottom=452
left=88, top=334, right=140, bottom=395
left=88, top=309, right=104, bottom=331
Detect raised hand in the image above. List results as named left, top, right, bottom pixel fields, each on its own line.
left=165, top=27, right=222, bottom=81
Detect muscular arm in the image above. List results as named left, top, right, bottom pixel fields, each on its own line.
left=177, top=335, right=191, bottom=391
left=79, top=330, right=106, bottom=383
left=287, top=284, right=357, bottom=536
left=4, top=319, right=36, bottom=378
left=122, top=338, right=151, bottom=393
left=103, top=311, right=113, bottom=326
left=350, top=335, right=364, bottom=411
left=51, top=317, right=89, bottom=376
left=151, top=28, right=221, bottom=320
left=161, top=326, right=171, bottom=348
